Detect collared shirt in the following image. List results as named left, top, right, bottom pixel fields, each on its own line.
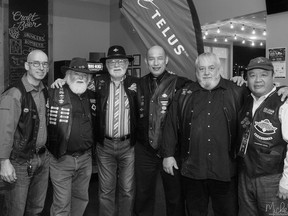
left=0, top=74, right=47, bottom=159
left=189, top=79, right=232, bottom=181
left=105, top=78, right=130, bottom=138
left=251, top=87, right=288, bottom=190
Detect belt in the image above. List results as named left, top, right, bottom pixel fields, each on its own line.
left=105, top=134, right=130, bottom=141
left=35, top=146, right=46, bottom=155
left=67, top=148, right=91, bottom=157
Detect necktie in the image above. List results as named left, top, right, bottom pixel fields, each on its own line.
left=152, top=77, right=158, bottom=93
left=113, top=86, right=120, bottom=137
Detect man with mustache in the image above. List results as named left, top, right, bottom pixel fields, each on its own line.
left=0, top=49, right=50, bottom=215
left=47, top=57, right=97, bottom=216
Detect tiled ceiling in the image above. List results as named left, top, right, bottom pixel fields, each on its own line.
left=201, top=11, right=267, bottom=48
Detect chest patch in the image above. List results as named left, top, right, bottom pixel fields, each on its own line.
left=254, top=119, right=277, bottom=135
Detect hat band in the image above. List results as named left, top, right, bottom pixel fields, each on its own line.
left=71, top=65, right=88, bottom=69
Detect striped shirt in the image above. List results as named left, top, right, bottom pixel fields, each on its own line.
left=105, top=80, right=130, bottom=138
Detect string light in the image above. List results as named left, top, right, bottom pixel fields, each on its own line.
left=252, top=28, right=256, bottom=34
left=234, top=34, right=237, bottom=40
left=242, top=40, right=245, bottom=44
left=263, top=30, right=266, bottom=36
left=224, top=37, right=228, bottom=42
left=230, top=22, right=234, bottom=29
left=203, top=35, right=206, bottom=39
left=217, top=27, right=220, bottom=34
left=251, top=41, right=255, bottom=46
left=260, top=42, right=263, bottom=46
left=241, top=24, right=245, bottom=31
left=214, top=37, right=217, bottom=42
left=205, top=30, right=208, bottom=35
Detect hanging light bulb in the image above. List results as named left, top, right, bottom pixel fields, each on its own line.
left=241, top=24, right=245, bottom=31
left=251, top=41, right=255, bottom=46
left=217, top=27, right=220, bottom=34
left=234, top=34, right=237, bottom=40
left=263, top=30, right=267, bottom=36
left=260, top=42, right=263, bottom=46
left=230, top=22, right=234, bottom=29
left=203, top=35, right=206, bottom=39
left=252, top=28, right=256, bottom=34
left=205, top=30, right=208, bottom=35
left=214, top=37, right=217, bottom=42
left=242, top=40, right=246, bottom=44
left=224, top=37, right=228, bottom=42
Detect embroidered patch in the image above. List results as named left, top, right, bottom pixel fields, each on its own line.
left=263, top=107, right=275, bottom=115
left=254, top=119, right=277, bottom=135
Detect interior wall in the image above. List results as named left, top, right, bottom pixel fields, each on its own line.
left=266, top=11, right=288, bottom=86
left=53, top=0, right=110, bottom=61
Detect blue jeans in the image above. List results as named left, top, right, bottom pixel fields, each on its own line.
left=49, top=151, right=92, bottom=216
left=96, top=138, right=135, bottom=216
left=5, top=150, right=50, bottom=216
left=238, top=171, right=288, bottom=216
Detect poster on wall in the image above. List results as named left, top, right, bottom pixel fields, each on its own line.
left=268, top=47, right=286, bottom=78
left=8, top=0, right=48, bottom=86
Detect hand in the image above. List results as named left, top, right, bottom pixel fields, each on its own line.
left=230, top=76, right=246, bottom=86
left=50, top=78, right=66, bottom=88
left=163, top=157, right=178, bottom=176
left=0, top=159, right=17, bottom=183
left=277, top=87, right=288, bottom=103
left=278, top=185, right=288, bottom=200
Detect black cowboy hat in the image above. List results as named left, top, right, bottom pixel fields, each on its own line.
left=100, top=45, right=134, bottom=63
left=61, top=57, right=94, bottom=74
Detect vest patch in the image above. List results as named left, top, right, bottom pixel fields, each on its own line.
left=254, top=119, right=277, bottom=135
left=263, top=107, right=275, bottom=115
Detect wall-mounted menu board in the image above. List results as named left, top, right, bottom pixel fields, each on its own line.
left=8, top=0, right=48, bottom=86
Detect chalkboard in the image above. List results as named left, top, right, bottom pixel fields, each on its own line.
left=8, top=0, right=48, bottom=86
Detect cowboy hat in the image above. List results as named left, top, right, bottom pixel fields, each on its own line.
left=61, top=57, right=94, bottom=74
left=100, top=45, right=134, bottom=63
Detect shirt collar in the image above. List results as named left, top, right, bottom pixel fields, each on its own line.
left=251, top=86, right=276, bottom=102
left=21, top=73, right=45, bottom=93
left=149, top=70, right=167, bottom=83
left=195, top=77, right=226, bottom=91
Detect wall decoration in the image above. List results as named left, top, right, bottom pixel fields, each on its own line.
left=133, top=54, right=141, bottom=66
left=268, top=47, right=286, bottom=78
left=132, top=68, right=141, bottom=77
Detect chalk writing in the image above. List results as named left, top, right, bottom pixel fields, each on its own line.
left=9, top=39, right=22, bottom=55
left=266, top=202, right=288, bottom=216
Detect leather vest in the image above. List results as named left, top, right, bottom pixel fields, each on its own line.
left=8, top=80, right=48, bottom=163
left=239, top=91, right=286, bottom=177
left=147, top=74, right=177, bottom=150
left=47, top=85, right=97, bottom=158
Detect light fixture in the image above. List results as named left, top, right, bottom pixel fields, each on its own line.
left=252, top=28, right=256, bottom=34
left=205, top=30, right=208, bottom=35
left=242, top=40, right=246, bottom=44
left=214, top=37, right=217, bottom=42
left=251, top=41, right=255, bottom=46
left=203, top=35, right=206, bottom=39
left=234, top=34, right=237, bottom=40
left=263, top=30, right=267, bottom=36
left=224, top=37, right=228, bottom=42
left=241, top=24, right=245, bottom=31
left=260, top=42, right=263, bottom=46
left=217, top=27, right=220, bottom=34
left=230, top=22, right=234, bottom=29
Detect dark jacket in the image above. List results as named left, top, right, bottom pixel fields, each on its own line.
left=94, top=73, right=139, bottom=146
left=137, top=71, right=190, bottom=153
left=47, top=85, right=97, bottom=158
left=239, top=90, right=286, bottom=177
left=9, top=80, right=48, bottom=163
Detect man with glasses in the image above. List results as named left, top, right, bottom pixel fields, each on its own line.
left=0, top=49, right=50, bottom=215
left=90, top=45, right=138, bottom=216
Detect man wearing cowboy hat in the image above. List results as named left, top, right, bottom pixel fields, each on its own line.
left=94, top=45, right=139, bottom=216
left=46, top=57, right=97, bottom=216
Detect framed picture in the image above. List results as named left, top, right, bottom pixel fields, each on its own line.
left=132, top=68, right=141, bottom=77
left=133, top=54, right=141, bottom=66
left=128, top=60, right=132, bottom=67
left=127, top=68, right=132, bottom=75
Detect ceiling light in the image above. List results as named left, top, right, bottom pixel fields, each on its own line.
left=214, top=37, right=217, bottom=42
left=224, top=37, right=228, bottom=42
left=230, top=22, right=234, bottom=29
left=251, top=41, right=255, bottom=46
left=205, top=30, right=208, bottom=35
left=242, top=40, right=245, bottom=44
left=234, top=34, right=237, bottom=40
left=252, top=28, right=256, bottom=34
left=217, top=27, right=220, bottom=34
left=263, top=30, right=267, bottom=36
left=203, top=35, right=206, bottom=39
left=241, top=24, right=245, bottom=31
left=260, top=42, right=263, bottom=46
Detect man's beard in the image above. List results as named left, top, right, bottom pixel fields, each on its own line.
left=67, top=77, right=88, bottom=94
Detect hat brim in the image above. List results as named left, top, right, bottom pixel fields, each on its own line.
left=61, top=66, right=95, bottom=74
left=247, top=65, right=274, bottom=71
left=100, top=55, right=134, bottom=63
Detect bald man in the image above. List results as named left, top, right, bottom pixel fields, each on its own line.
left=0, top=49, right=50, bottom=215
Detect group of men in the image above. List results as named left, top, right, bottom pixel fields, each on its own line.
left=0, top=44, right=288, bottom=216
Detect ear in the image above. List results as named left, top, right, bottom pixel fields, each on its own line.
left=24, top=62, right=30, bottom=71
left=165, top=56, right=169, bottom=65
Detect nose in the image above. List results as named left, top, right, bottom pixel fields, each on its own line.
left=39, top=63, right=44, bottom=70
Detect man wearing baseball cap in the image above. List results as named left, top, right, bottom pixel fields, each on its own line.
left=47, top=57, right=97, bottom=215
left=237, top=57, right=288, bottom=215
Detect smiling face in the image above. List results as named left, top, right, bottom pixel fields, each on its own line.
left=195, top=53, right=221, bottom=90
left=145, top=46, right=168, bottom=77
left=25, top=50, right=49, bottom=86
left=106, top=58, right=129, bottom=81
left=247, top=68, right=274, bottom=98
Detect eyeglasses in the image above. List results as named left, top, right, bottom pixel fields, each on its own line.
left=28, top=61, right=49, bottom=68
left=107, top=59, right=128, bottom=66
